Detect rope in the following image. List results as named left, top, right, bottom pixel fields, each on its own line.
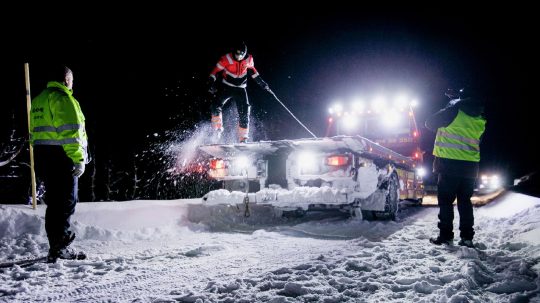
left=268, top=90, right=317, bottom=138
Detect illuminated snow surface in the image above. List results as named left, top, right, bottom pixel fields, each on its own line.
left=1, top=191, right=539, bottom=302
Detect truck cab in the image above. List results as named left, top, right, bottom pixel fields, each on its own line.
left=328, top=102, right=425, bottom=203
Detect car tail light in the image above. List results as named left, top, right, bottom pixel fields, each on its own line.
left=326, top=155, right=349, bottom=166
left=210, top=159, right=226, bottom=169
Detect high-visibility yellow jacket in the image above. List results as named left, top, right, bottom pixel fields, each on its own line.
left=30, top=81, right=87, bottom=164
left=433, top=110, right=486, bottom=162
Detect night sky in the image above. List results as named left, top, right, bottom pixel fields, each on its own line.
left=2, top=9, right=537, bottom=193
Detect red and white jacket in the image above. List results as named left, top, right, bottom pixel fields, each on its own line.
left=210, top=53, right=266, bottom=89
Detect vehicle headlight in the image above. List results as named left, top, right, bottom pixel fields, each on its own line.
left=298, top=152, right=319, bottom=174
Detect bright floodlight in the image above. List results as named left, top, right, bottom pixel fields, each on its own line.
left=382, top=110, right=401, bottom=127
left=394, top=94, right=408, bottom=110
left=298, top=151, right=318, bottom=173
left=410, top=99, right=419, bottom=107
left=352, top=99, right=365, bottom=113
left=371, top=96, right=386, bottom=113
left=416, top=167, right=426, bottom=177
left=342, top=115, right=358, bottom=130
left=490, top=175, right=501, bottom=189
left=331, top=103, right=343, bottom=114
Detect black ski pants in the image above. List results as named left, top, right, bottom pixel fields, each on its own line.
left=211, top=85, right=250, bottom=129
left=34, top=145, right=78, bottom=250
left=437, top=174, right=476, bottom=240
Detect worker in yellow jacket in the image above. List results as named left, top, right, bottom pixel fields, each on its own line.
left=425, top=87, right=487, bottom=248
left=30, top=65, right=87, bottom=262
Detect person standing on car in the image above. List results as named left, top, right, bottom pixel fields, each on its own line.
left=206, top=41, right=272, bottom=143
left=30, top=64, right=88, bottom=262
left=425, top=87, right=487, bottom=248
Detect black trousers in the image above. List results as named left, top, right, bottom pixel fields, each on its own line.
left=437, top=174, right=475, bottom=240
left=34, top=145, right=78, bottom=249
left=211, top=85, right=250, bottom=129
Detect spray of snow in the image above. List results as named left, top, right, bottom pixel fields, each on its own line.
left=160, top=104, right=267, bottom=176
left=137, top=122, right=220, bottom=199
left=166, top=123, right=213, bottom=174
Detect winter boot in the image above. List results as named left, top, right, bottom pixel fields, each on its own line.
left=47, top=246, right=87, bottom=263
left=429, top=236, right=453, bottom=246
left=58, top=246, right=86, bottom=261
left=47, top=232, right=83, bottom=263
left=47, top=232, right=76, bottom=262
left=238, top=126, right=249, bottom=144
left=61, top=231, right=76, bottom=248
left=458, top=239, right=475, bottom=248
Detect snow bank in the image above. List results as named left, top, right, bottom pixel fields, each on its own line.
left=478, top=191, right=540, bottom=218
left=0, top=206, right=44, bottom=238
left=0, top=199, right=199, bottom=242
left=477, top=191, right=540, bottom=248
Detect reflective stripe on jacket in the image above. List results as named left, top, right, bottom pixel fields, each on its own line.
left=433, top=110, right=486, bottom=162
left=30, top=81, right=88, bottom=164
left=210, top=54, right=259, bottom=88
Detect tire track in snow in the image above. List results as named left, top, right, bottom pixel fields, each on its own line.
left=26, top=242, right=277, bottom=302
left=34, top=255, right=210, bottom=302
left=44, top=272, right=155, bottom=302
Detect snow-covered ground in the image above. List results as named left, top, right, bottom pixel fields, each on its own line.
left=1, top=191, right=539, bottom=302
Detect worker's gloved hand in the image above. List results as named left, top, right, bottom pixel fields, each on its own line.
left=72, top=163, right=85, bottom=178
left=445, top=88, right=459, bottom=100
left=207, top=78, right=217, bottom=94
left=445, top=98, right=461, bottom=109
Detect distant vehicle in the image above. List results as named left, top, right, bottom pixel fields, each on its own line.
left=475, top=173, right=503, bottom=195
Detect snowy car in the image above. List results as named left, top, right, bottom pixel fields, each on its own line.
left=192, top=136, right=424, bottom=222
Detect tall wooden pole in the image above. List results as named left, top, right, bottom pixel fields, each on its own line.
left=24, top=63, right=37, bottom=210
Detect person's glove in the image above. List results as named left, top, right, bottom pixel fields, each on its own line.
left=445, top=88, right=459, bottom=99
left=444, top=98, right=462, bottom=109
left=207, top=78, right=217, bottom=94
left=72, top=163, right=85, bottom=178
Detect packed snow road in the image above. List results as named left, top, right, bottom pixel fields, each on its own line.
left=0, top=192, right=539, bottom=302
